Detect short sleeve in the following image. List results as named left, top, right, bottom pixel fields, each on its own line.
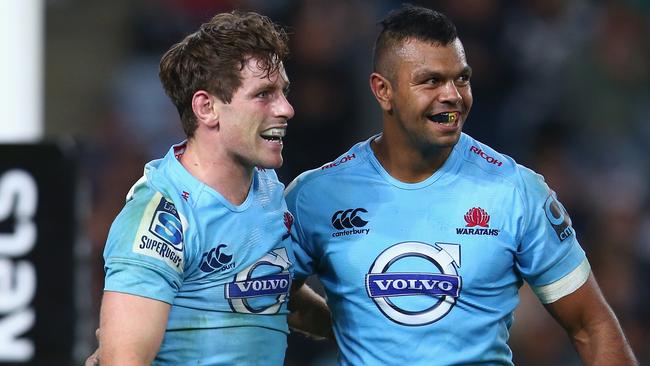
left=515, top=167, right=590, bottom=303
left=103, top=190, right=185, bottom=304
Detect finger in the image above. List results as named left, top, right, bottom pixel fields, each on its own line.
left=84, top=352, right=99, bottom=366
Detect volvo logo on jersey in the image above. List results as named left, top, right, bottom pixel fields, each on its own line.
left=330, top=208, right=370, bottom=237
left=225, top=248, right=292, bottom=314
left=367, top=273, right=460, bottom=297
left=456, top=207, right=500, bottom=236
left=365, top=242, right=462, bottom=326
left=227, top=273, right=291, bottom=298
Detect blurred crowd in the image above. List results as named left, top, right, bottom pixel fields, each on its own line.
left=45, top=0, right=650, bottom=364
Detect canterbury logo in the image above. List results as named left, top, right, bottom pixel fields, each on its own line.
left=331, top=208, right=368, bottom=230
left=464, top=207, right=490, bottom=228
left=199, top=244, right=235, bottom=273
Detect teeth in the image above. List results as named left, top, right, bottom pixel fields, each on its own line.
left=429, top=112, right=459, bottom=123
left=260, top=127, right=286, bottom=138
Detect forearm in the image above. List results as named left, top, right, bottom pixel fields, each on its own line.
left=570, top=308, right=637, bottom=366
left=545, top=275, right=638, bottom=366
left=288, top=281, right=334, bottom=340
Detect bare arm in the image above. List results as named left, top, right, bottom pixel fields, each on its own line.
left=99, top=291, right=171, bottom=366
left=287, top=280, right=334, bottom=340
left=544, top=274, right=638, bottom=366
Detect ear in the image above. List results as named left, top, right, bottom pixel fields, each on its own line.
left=191, top=90, right=219, bottom=129
left=369, top=72, right=393, bottom=112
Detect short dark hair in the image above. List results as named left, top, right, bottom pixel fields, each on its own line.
left=159, top=10, right=289, bottom=138
left=373, top=5, right=458, bottom=79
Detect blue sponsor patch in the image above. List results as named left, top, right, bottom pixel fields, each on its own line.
left=366, top=242, right=462, bottom=325
left=226, top=273, right=291, bottom=299
left=148, top=197, right=183, bottom=250
left=544, top=194, right=574, bottom=241
left=367, top=273, right=460, bottom=298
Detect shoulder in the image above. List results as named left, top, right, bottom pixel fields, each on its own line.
left=111, top=155, right=188, bottom=242
left=121, top=157, right=182, bottom=214
left=113, top=174, right=184, bottom=236
left=458, top=133, right=516, bottom=174
left=458, top=133, right=545, bottom=192
left=107, top=174, right=187, bottom=272
left=286, top=139, right=369, bottom=198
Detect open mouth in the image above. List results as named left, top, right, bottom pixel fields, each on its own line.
left=260, top=127, right=286, bottom=143
left=427, top=112, right=459, bottom=124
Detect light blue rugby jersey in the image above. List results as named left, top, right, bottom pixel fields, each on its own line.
left=285, top=133, right=590, bottom=366
left=103, top=142, right=297, bottom=366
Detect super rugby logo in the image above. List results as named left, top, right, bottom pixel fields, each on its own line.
left=544, top=193, right=574, bottom=241
left=225, top=248, right=292, bottom=315
left=331, top=208, right=370, bottom=237
left=199, top=244, right=235, bottom=273
left=365, top=242, right=461, bottom=326
left=148, top=197, right=183, bottom=250
left=134, top=194, right=185, bottom=272
left=456, top=207, right=500, bottom=236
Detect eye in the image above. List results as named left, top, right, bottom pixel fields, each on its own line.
left=282, top=86, right=290, bottom=97
left=425, top=77, right=439, bottom=85
left=456, top=74, right=471, bottom=86
left=256, top=90, right=270, bottom=98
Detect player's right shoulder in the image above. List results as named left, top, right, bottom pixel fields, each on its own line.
left=106, top=186, right=186, bottom=274
left=125, top=174, right=149, bottom=203
left=118, top=173, right=164, bottom=217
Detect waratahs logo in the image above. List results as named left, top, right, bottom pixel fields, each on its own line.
left=282, top=211, right=293, bottom=240
left=330, top=208, right=370, bottom=237
left=199, top=244, right=235, bottom=273
left=464, top=207, right=489, bottom=227
left=365, top=241, right=462, bottom=326
left=284, top=212, right=294, bottom=233
left=456, top=207, right=499, bottom=236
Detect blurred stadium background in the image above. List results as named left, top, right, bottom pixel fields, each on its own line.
left=1, top=0, right=649, bottom=365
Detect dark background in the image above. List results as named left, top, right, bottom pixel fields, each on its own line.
left=34, top=0, right=650, bottom=364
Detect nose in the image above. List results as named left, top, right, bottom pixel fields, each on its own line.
left=438, top=81, right=462, bottom=105
left=274, top=93, right=295, bottom=120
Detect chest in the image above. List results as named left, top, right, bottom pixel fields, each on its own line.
left=308, top=181, right=524, bottom=287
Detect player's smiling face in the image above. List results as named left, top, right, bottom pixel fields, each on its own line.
left=218, top=58, right=294, bottom=170
left=389, top=38, right=472, bottom=150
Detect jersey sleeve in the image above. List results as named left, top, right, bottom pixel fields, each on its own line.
left=284, top=175, right=318, bottom=281
left=515, top=166, right=590, bottom=304
left=103, top=189, right=185, bottom=304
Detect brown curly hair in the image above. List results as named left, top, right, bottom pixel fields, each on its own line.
left=159, top=10, right=289, bottom=138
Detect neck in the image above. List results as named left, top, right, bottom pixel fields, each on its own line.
left=371, top=130, right=453, bottom=183
left=179, top=138, right=253, bottom=205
